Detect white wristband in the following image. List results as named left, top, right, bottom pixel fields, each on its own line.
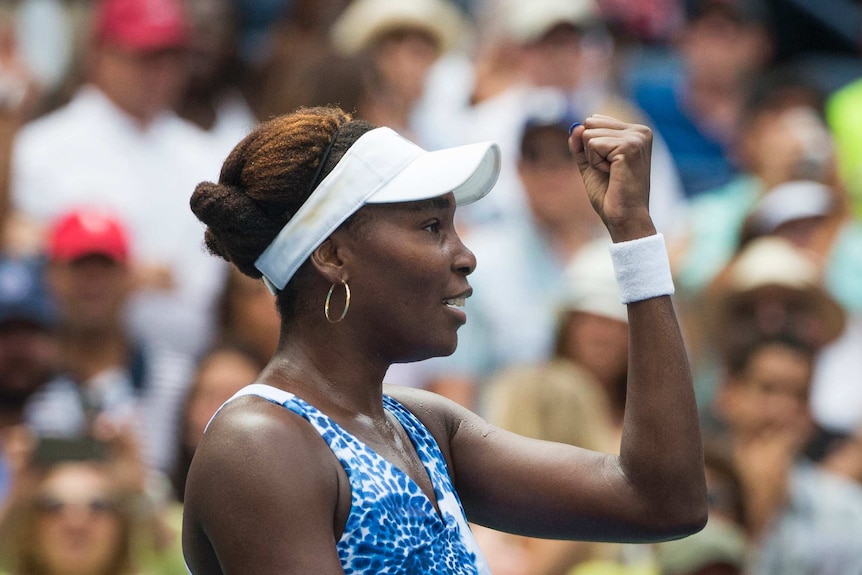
left=608, top=233, right=675, bottom=304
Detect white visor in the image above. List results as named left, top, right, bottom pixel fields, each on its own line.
left=750, top=180, right=835, bottom=234
left=254, top=127, right=501, bottom=293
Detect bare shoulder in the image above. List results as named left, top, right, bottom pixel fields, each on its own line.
left=185, top=394, right=340, bottom=514
left=183, top=395, right=344, bottom=572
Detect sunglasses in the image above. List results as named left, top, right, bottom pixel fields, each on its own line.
left=34, top=495, right=120, bottom=517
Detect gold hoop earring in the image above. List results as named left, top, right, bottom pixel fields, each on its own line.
left=324, top=280, right=350, bottom=323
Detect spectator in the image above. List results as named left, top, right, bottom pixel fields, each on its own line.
left=0, top=449, right=138, bottom=575
left=700, top=236, right=862, bottom=444
left=738, top=178, right=862, bottom=317
left=628, top=0, right=776, bottom=199
left=253, top=0, right=352, bottom=119
left=449, top=0, right=685, bottom=231
left=176, top=0, right=258, bottom=159
left=25, top=209, right=196, bottom=475
left=0, top=433, right=184, bottom=575
left=10, top=0, right=229, bottom=360
left=708, top=333, right=862, bottom=574
left=0, top=256, right=59, bottom=513
left=671, top=71, right=840, bottom=299
left=327, top=0, right=471, bottom=144
left=704, top=237, right=845, bottom=369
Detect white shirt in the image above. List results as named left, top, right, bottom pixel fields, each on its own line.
left=24, top=342, right=195, bottom=473
left=12, top=86, right=229, bottom=358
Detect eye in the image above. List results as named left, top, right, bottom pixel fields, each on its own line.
left=423, top=220, right=441, bottom=234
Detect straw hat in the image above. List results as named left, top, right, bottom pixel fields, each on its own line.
left=330, top=0, right=468, bottom=56
left=708, top=236, right=846, bottom=349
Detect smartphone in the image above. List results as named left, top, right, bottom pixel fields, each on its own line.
left=32, top=435, right=110, bottom=467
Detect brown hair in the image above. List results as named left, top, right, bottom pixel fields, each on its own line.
left=190, top=106, right=375, bottom=319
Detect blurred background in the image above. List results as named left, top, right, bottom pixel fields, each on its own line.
left=1, top=0, right=862, bottom=573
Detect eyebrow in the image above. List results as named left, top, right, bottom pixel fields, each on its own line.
left=402, top=196, right=453, bottom=212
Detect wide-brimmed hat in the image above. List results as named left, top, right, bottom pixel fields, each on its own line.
left=500, top=0, right=600, bottom=44
left=707, top=236, right=846, bottom=349
left=255, top=127, right=500, bottom=293
left=330, top=0, right=468, bottom=56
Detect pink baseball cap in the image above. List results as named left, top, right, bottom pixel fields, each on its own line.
left=92, top=0, right=190, bottom=51
left=47, top=209, right=130, bottom=264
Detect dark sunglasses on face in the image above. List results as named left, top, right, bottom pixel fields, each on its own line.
left=34, top=494, right=120, bottom=517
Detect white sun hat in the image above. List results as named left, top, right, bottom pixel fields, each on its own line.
left=500, top=0, right=600, bottom=44
left=254, top=127, right=501, bottom=293
left=747, top=180, right=836, bottom=235
left=330, top=0, right=469, bottom=56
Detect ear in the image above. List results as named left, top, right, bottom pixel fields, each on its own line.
left=309, top=237, right=346, bottom=284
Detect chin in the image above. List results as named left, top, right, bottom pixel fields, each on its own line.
left=397, top=339, right=459, bottom=363
left=431, top=336, right=459, bottom=358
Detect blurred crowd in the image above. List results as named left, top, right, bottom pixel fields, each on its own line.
left=0, top=0, right=861, bottom=573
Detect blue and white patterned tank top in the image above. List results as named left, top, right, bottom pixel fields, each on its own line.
left=217, top=383, right=491, bottom=575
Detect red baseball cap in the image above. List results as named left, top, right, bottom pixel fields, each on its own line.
left=92, top=0, right=190, bottom=51
left=47, top=209, right=130, bottom=264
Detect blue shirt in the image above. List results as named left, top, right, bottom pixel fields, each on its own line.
left=632, top=78, right=737, bottom=199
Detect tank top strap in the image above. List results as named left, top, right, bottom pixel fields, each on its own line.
left=210, top=384, right=359, bottom=457
left=381, top=395, right=452, bottom=483
left=205, top=383, right=304, bottom=433
left=228, top=382, right=296, bottom=405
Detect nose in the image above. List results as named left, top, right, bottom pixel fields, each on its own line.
left=453, top=236, right=476, bottom=276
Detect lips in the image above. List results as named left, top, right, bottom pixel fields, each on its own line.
left=443, top=287, right=471, bottom=309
